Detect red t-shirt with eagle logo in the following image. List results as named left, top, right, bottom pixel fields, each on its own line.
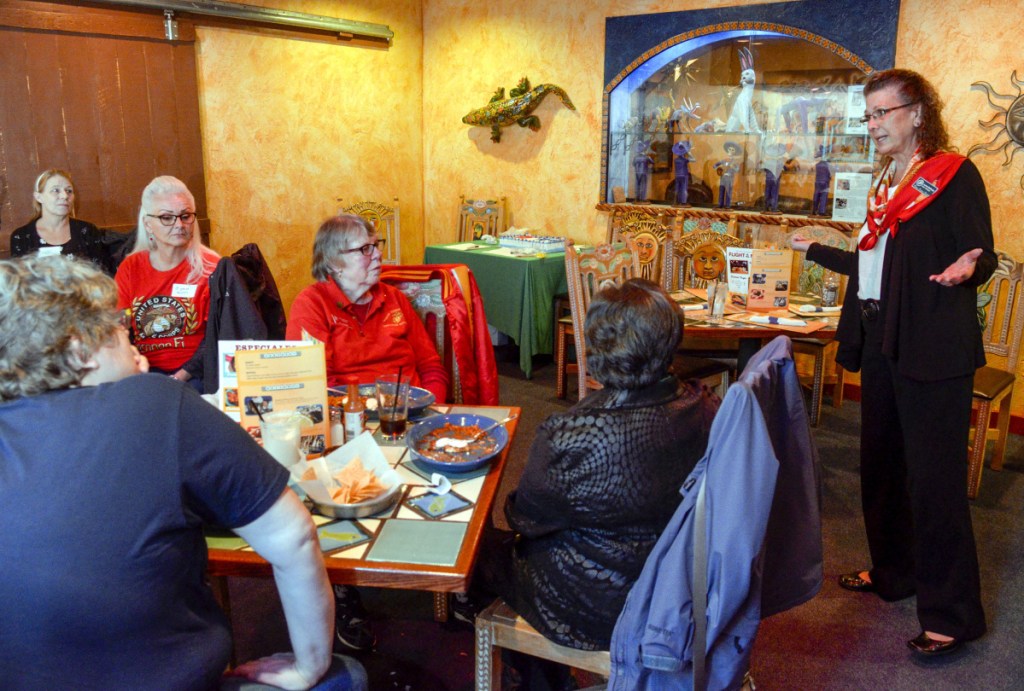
left=115, top=252, right=211, bottom=372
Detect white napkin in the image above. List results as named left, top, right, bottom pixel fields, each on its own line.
left=749, top=315, right=808, bottom=327
left=682, top=303, right=708, bottom=312
left=798, top=304, right=841, bottom=313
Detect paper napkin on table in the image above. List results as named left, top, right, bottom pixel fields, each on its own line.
left=797, top=305, right=841, bottom=314
left=749, top=315, right=808, bottom=327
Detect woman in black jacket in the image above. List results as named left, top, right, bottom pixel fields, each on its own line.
left=10, top=169, right=113, bottom=274
left=792, top=68, right=995, bottom=657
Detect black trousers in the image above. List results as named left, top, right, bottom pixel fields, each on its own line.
left=859, top=315, right=986, bottom=639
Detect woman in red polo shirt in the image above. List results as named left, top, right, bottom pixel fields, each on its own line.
left=288, top=214, right=448, bottom=403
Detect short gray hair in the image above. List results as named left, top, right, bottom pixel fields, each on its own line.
left=311, top=213, right=375, bottom=281
left=0, top=255, right=121, bottom=401
left=584, top=278, right=683, bottom=390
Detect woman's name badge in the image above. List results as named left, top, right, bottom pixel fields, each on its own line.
left=37, top=246, right=62, bottom=257
left=172, top=283, right=198, bottom=299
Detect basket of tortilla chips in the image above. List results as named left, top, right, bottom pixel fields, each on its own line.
left=297, top=431, right=402, bottom=519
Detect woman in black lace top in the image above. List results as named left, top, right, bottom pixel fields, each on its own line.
left=478, top=279, right=719, bottom=657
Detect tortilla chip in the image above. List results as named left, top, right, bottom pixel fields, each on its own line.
left=329, top=457, right=389, bottom=504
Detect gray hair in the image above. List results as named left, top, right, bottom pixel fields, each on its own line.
left=584, top=278, right=683, bottom=390
left=132, top=175, right=218, bottom=284
left=0, top=255, right=121, bottom=401
left=311, top=213, right=376, bottom=281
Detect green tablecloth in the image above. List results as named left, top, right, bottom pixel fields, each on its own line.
left=424, top=243, right=568, bottom=378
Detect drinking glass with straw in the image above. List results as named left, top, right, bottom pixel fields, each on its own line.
left=376, top=367, right=411, bottom=441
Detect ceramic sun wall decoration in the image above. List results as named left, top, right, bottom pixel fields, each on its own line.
left=462, top=77, right=575, bottom=143
left=969, top=70, right=1024, bottom=190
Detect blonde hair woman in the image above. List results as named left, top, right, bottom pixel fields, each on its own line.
left=9, top=169, right=113, bottom=274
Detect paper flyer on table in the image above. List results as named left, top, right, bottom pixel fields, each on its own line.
left=234, top=343, right=330, bottom=454
left=746, top=249, right=794, bottom=311
left=217, top=339, right=313, bottom=417
left=726, top=247, right=753, bottom=299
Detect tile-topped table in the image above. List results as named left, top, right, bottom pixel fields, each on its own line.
left=205, top=405, right=520, bottom=612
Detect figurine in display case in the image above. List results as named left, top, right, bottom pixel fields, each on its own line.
left=671, top=140, right=695, bottom=206
left=632, top=140, right=655, bottom=202
left=761, top=142, right=799, bottom=213
left=713, top=141, right=742, bottom=208
left=725, top=47, right=761, bottom=133
left=811, top=145, right=832, bottom=216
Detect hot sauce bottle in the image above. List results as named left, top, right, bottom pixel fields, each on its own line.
left=343, top=375, right=365, bottom=443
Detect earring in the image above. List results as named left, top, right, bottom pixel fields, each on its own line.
left=914, top=118, right=922, bottom=127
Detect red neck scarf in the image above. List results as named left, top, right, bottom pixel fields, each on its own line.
left=859, top=151, right=967, bottom=251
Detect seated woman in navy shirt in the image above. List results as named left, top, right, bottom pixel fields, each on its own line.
left=0, top=254, right=365, bottom=690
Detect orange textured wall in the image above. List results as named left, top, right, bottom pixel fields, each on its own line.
left=193, top=0, right=423, bottom=310
left=191, top=0, right=1024, bottom=415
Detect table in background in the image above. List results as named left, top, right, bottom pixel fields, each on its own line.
left=206, top=404, right=520, bottom=619
left=675, top=291, right=839, bottom=372
left=424, top=243, right=567, bottom=378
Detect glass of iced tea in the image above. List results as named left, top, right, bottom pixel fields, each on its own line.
left=376, top=374, right=412, bottom=440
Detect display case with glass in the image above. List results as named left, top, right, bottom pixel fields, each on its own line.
left=605, top=29, right=875, bottom=218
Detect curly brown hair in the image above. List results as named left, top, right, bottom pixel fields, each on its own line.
left=864, top=68, right=951, bottom=158
left=0, top=255, right=121, bottom=401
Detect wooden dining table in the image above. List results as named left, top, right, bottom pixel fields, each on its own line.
left=674, top=290, right=839, bottom=372
left=205, top=404, right=521, bottom=620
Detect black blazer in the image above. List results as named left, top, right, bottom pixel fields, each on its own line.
left=808, top=159, right=996, bottom=381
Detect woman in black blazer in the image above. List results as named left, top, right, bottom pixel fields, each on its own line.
left=792, top=69, right=995, bottom=657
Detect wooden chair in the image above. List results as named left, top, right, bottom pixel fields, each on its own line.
left=608, top=209, right=672, bottom=286
left=475, top=598, right=610, bottom=691
left=968, top=251, right=1024, bottom=499
left=554, top=210, right=673, bottom=398
left=564, top=239, right=641, bottom=401
left=339, top=197, right=401, bottom=264
left=663, top=227, right=745, bottom=371
left=789, top=225, right=853, bottom=426
left=458, top=195, right=507, bottom=242
left=663, top=226, right=744, bottom=292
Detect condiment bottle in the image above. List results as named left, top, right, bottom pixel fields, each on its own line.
left=343, top=375, right=365, bottom=443
left=821, top=271, right=839, bottom=307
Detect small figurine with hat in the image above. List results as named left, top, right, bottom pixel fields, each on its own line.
left=811, top=144, right=832, bottom=216
left=713, top=141, right=742, bottom=208
left=671, top=140, right=694, bottom=206
left=761, top=142, right=799, bottom=213
left=632, top=140, right=655, bottom=202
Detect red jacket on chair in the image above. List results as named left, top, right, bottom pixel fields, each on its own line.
left=381, top=264, right=499, bottom=405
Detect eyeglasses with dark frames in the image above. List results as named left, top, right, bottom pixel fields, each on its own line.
left=859, top=101, right=919, bottom=125
left=339, top=239, right=387, bottom=256
left=146, top=212, right=197, bottom=227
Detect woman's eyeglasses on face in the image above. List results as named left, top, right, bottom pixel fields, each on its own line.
left=339, top=239, right=387, bottom=256
left=146, top=212, right=196, bottom=226
left=859, top=101, right=919, bottom=124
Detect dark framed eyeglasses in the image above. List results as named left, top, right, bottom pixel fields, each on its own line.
left=859, top=101, right=919, bottom=125
left=146, top=212, right=196, bottom=226
left=339, top=239, right=386, bottom=256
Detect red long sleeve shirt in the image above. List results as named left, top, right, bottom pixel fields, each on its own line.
left=287, top=279, right=449, bottom=402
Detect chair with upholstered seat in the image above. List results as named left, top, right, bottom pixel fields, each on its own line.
left=968, top=250, right=1024, bottom=499
left=457, top=195, right=507, bottom=242
left=339, top=197, right=401, bottom=265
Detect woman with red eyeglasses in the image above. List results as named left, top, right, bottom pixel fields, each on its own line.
left=115, top=175, right=220, bottom=389
left=792, top=68, right=994, bottom=657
